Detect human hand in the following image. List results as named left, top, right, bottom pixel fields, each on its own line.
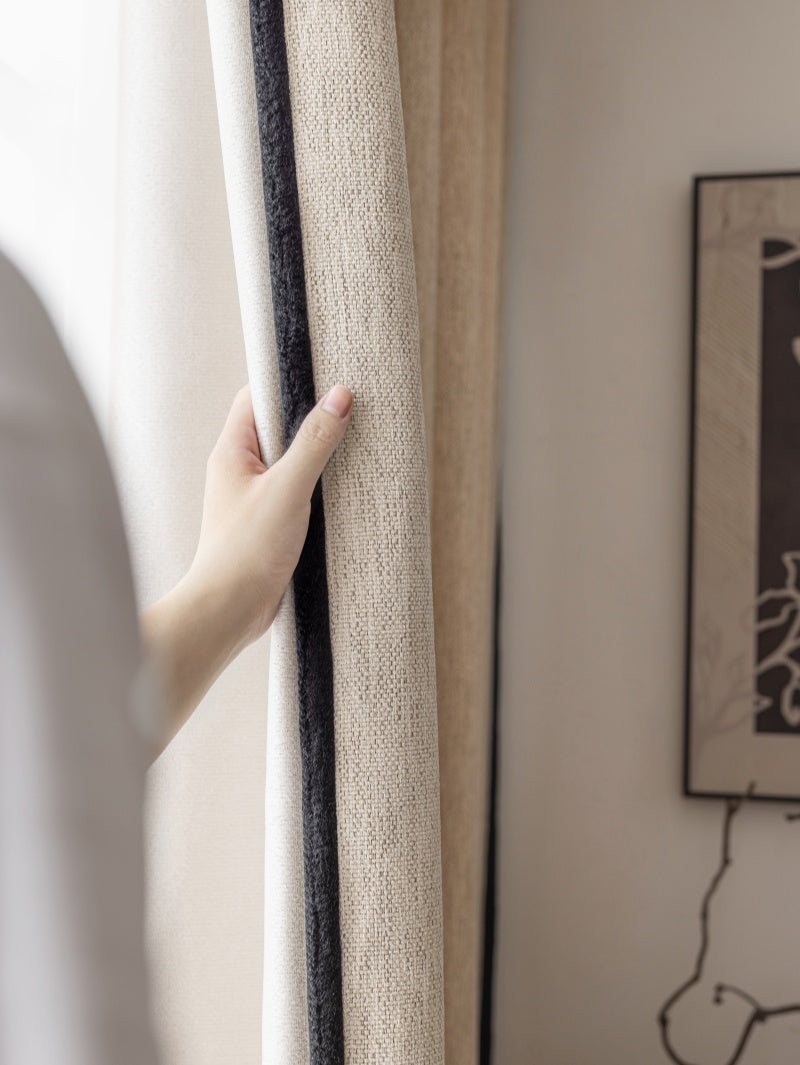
left=190, top=381, right=353, bottom=647
left=140, top=383, right=353, bottom=751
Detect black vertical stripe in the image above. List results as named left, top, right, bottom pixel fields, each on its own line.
left=248, top=3, right=345, bottom=1062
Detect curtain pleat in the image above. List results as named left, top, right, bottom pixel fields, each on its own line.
left=249, top=3, right=345, bottom=1059
left=396, top=1, right=510, bottom=1061
left=428, top=2, right=510, bottom=1062
left=207, top=2, right=444, bottom=1063
left=204, top=3, right=310, bottom=1060
left=394, top=0, right=443, bottom=493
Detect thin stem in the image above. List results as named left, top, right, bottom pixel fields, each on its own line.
left=657, top=789, right=800, bottom=1065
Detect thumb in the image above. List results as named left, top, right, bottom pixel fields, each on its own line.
left=277, top=385, right=353, bottom=500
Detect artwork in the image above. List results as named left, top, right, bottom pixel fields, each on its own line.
left=686, top=171, right=800, bottom=800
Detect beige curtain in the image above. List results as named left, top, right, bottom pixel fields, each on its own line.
left=397, top=2, right=511, bottom=1061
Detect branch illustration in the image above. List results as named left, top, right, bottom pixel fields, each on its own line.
left=657, top=792, right=747, bottom=1065
left=658, top=788, right=800, bottom=1065
left=702, top=222, right=800, bottom=260
left=752, top=553, right=800, bottom=728
left=712, top=985, right=800, bottom=1065
left=696, top=552, right=800, bottom=750
left=762, top=245, right=800, bottom=270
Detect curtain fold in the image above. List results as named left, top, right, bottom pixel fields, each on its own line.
left=207, top=2, right=444, bottom=1062
left=421, top=2, right=511, bottom=1061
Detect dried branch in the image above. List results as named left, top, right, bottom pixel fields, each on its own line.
left=658, top=789, right=800, bottom=1065
left=714, top=984, right=800, bottom=1065
left=657, top=793, right=747, bottom=1064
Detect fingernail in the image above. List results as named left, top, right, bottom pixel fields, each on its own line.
left=321, top=385, right=354, bottom=419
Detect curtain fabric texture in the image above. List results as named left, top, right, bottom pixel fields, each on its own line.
left=207, top=4, right=442, bottom=1062
left=111, top=1, right=509, bottom=1062
left=396, top=3, right=510, bottom=1061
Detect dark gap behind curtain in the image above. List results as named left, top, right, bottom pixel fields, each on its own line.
left=248, top=2, right=345, bottom=1063
left=480, top=519, right=502, bottom=1064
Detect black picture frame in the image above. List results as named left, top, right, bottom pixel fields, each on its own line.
left=685, top=170, right=800, bottom=801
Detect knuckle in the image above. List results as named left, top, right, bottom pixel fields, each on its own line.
left=299, top=413, right=339, bottom=450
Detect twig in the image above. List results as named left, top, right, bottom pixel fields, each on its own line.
left=658, top=788, right=800, bottom=1064
left=714, top=985, right=800, bottom=1065
left=657, top=793, right=747, bottom=1064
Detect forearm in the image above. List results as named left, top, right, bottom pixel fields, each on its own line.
left=140, top=570, right=269, bottom=755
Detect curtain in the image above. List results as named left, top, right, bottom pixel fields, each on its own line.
left=109, top=6, right=267, bottom=1062
left=396, top=3, right=510, bottom=1061
left=110, top=1, right=510, bottom=1063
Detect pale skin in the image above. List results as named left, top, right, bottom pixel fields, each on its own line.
left=140, top=382, right=354, bottom=755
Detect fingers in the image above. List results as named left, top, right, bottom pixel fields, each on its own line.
left=212, top=384, right=265, bottom=473
left=225, top=384, right=263, bottom=455
left=277, top=385, right=354, bottom=500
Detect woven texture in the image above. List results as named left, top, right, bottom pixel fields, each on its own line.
left=282, top=3, right=443, bottom=1061
left=210, top=1, right=443, bottom=1062
left=206, top=1, right=509, bottom=1061
left=396, top=2, right=510, bottom=1061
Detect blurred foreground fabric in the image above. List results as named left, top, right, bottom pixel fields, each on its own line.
left=0, top=253, right=159, bottom=1065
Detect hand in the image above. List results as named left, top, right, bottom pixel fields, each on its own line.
left=140, top=383, right=353, bottom=753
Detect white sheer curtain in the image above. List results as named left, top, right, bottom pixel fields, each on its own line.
left=110, top=4, right=265, bottom=1061
left=0, top=1, right=119, bottom=424
left=0, top=4, right=267, bottom=1061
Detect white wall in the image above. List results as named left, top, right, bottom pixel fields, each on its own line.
left=497, top=2, right=800, bottom=1062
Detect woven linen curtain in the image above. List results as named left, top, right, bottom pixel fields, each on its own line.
left=111, top=1, right=509, bottom=1063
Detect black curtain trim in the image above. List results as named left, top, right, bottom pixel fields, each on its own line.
left=480, top=518, right=502, bottom=1064
left=248, top=4, right=345, bottom=1063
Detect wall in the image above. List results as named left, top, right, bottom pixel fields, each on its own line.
left=497, top=2, right=800, bottom=1062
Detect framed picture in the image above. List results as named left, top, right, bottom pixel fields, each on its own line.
left=686, top=171, right=800, bottom=800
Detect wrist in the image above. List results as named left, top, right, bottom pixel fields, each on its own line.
left=141, top=568, right=255, bottom=751
left=178, top=567, right=248, bottom=659
left=183, top=558, right=280, bottom=653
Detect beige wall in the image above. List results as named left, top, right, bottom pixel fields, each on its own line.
left=497, top=2, right=800, bottom=1062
